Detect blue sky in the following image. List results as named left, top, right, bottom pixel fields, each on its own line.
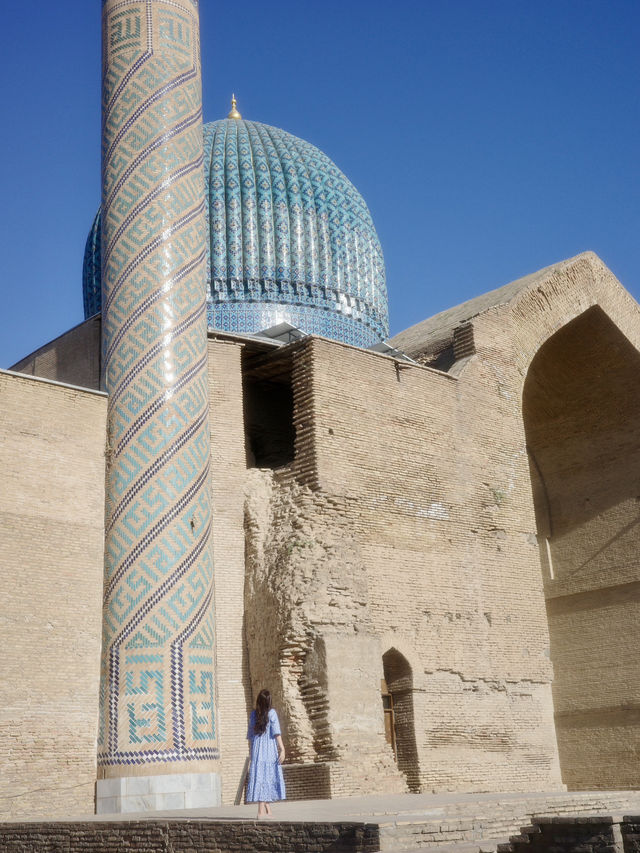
left=1, top=0, right=638, bottom=367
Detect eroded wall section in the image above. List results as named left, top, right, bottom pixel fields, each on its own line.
left=244, top=335, right=562, bottom=794
left=302, top=336, right=562, bottom=792
left=244, top=467, right=405, bottom=796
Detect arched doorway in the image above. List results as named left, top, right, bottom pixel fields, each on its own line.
left=523, top=305, right=640, bottom=789
left=382, top=649, right=420, bottom=792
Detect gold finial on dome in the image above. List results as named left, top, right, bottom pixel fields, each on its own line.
left=227, top=94, right=242, bottom=119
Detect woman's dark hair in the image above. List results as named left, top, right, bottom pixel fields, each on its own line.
left=254, top=689, right=271, bottom=735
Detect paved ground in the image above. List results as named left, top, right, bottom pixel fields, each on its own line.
left=32, top=789, right=640, bottom=825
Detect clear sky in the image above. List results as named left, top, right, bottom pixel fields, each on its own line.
left=1, top=0, right=638, bottom=368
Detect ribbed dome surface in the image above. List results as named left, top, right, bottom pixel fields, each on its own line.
left=83, top=117, right=389, bottom=347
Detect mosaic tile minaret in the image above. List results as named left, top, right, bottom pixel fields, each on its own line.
left=98, top=0, right=218, bottom=784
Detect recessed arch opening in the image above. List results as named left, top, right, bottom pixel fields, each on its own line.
left=382, top=648, right=420, bottom=792
left=523, top=305, right=640, bottom=789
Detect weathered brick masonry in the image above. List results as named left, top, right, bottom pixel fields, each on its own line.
left=393, top=252, right=640, bottom=792
left=622, top=818, right=640, bottom=853
left=504, top=816, right=626, bottom=853
left=0, top=820, right=380, bottom=852
left=244, top=331, right=561, bottom=794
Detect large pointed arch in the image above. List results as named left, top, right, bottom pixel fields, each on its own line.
left=523, top=305, right=640, bottom=788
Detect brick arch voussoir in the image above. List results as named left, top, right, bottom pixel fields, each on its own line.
left=379, top=633, right=423, bottom=690
left=505, top=253, right=640, bottom=400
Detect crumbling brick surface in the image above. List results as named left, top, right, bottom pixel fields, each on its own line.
left=274, top=329, right=561, bottom=793
left=244, top=468, right=405, bottom=794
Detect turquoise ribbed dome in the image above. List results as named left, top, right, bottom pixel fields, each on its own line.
left=83, top=117, right=389, bottom=348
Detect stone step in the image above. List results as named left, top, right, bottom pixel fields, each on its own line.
left=377, top=822, right=510, bottom=851
left=378, top=797, right=640, bottom=823
left=386, top=797, right=640, bottom=821
left=371, top=791, right=640, bottom=851
left=389, top=844, right=501, bottom=853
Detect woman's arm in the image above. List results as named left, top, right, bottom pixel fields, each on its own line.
left=275, top=734, right=285, bottom=764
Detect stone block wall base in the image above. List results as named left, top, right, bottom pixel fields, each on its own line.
left=282, top=760, right=406, bottom=802
left=282, top=763, right=332, bottom=801
left=95, top=772, right=221, bottom=814
left=327, top=758, right=407, bottom=799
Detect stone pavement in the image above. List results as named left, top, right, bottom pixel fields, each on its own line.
left=29, top=789, right=640, bottom=825
left=8, top=790, right=640, bottom=852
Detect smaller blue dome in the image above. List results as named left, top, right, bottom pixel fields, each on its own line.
left=84, top=116, right=389, bottom=348
left=82, top=211, right=101, bottom=319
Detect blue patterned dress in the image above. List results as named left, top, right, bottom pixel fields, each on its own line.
left=246, top=708, right=286, bottom=803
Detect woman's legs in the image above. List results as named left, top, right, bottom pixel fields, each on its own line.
left=257, top=801, right=273, bottom=818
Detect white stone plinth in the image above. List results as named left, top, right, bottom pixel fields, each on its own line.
left=96, top=772, right=221, bottom=814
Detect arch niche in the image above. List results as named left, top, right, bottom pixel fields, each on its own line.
left=382, top=648, right=420, bottom=792
left=523, top=305, right=640, bottom=789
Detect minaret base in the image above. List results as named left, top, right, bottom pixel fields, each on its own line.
left=96, top=772, right=221, bottom=814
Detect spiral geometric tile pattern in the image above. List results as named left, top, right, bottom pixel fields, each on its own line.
left=99, top=0, right=217, bottom=773
left=84, top=117, right=389, bottom=348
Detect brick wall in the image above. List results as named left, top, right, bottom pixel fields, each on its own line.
left=524, top=306, right=640, bottom=790
left=622, top=818, right=640, bottom=853
left=0, top=820, right=380, bottom=852
left=243, top=465, right=406, bottom=796
left=505, top=256, right=640, bottom=790
left=282, top=763, right=331, bottom=800
left=207, top=339, right=252, bottom=803
left=0, top=370, right=107, bottom=819
left=507, top=816, right=623, bottom=853
left=286, top=334, right=561, bottom=793
left=10, top=316, right=101, bottom=390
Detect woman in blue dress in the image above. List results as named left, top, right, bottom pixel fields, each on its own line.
left=246, top=688, right=286, bottom=818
